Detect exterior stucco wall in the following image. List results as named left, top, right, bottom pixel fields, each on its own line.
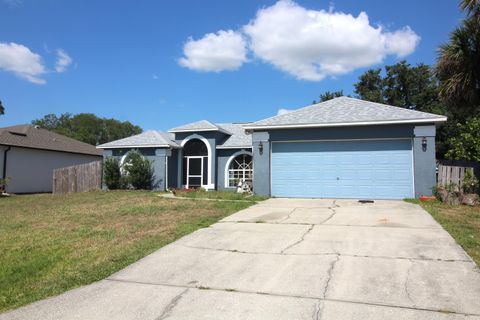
left=4, top=147, right=101, bottom=193
left=216, top=148, right=253, bottom=191
left=252, top=124, right=437, bottom=198
left=413, top=126, right=436, bottom=198
left=103, top=147, right=172, bottom=191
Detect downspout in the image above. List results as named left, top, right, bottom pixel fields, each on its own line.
left=2, top=146, right=11, bottom=191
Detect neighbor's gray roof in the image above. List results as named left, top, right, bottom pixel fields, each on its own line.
left=97, top=130, right=180, bottom=149
left=0, top=124, right=102, bottom=156
left=216, top=123, right=252, bottom=148
left=244, top=97, right=447, bottom=129
left=169, top=120, right=232, bottom=134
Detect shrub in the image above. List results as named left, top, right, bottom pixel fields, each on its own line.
left=462, top=169, right=479, bottom=194
left=103, top=157, right=121, bottom=190
left=0, top=177, right=11, bottom=193
left=122, top=150, right=154, bottom=190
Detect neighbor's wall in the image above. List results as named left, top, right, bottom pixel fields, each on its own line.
left=103, top=147, right=171, bottom=191
left=5, top=147, right=101, bottom=193
left=252, top=124, right=437, bottom=197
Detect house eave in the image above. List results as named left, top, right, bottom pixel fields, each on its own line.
left=243, top=117, right=447, bottom=131
left=216, top=145, right=253, bottom=150
left=96, top=144, right=179, bottom=149
left=168, top=128, right=233, bottom=135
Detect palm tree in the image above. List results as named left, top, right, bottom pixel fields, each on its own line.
left=435, top=17, right=480, bottom=117
left=461, top=0, right=480, bottom=21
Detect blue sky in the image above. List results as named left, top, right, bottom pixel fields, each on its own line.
left=0, top=0, right=464, bottom=131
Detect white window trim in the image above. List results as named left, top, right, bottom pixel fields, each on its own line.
left=180, top=134, right=214, bottom=189
left=224, top=150, right=253, bottom=188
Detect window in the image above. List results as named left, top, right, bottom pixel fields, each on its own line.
left=228, top=154, right=253, bottom=188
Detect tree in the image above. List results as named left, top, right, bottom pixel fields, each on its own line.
left=353, top=61, right=445, bottom=114
left=0, top=100, right=4, bottom=115
left=32, top=113, right=142, bottom=145
left=103, top=157, right=122, bottom=190
left=436, top=17, right=480, bottom=119
left=461, top=0, right=480, bottom=21
left=313, top=91, right=346, bottom=104
left=445, top=117, right=480, bottom=161
left=354, top=68, right=384, bottom=103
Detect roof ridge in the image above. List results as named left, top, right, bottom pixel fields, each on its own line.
left=338, top=96, right=445, bottom=118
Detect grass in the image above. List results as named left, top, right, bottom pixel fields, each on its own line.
left=0, top=190, right=259, bottom=312
left=173, top=189, right=269, bottom=202
left=406, top=199, right=480, bottom=266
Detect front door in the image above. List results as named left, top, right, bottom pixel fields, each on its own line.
left=187, top=157, right=203, bottom=188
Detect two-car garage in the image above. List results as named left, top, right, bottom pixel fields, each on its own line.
left=271, top=139, right=414, bottom=199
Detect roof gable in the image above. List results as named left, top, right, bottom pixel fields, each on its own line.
left=245, top=97, right=447, bottom=129
left=169, top=120, right=232, bottom=134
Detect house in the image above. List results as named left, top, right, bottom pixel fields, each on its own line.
left=0, top=124, right=103, bottom=193
left=97, top=97, right=447, bottom=199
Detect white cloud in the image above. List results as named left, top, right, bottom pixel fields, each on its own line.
left=179, top=30, right=247, bottom=72
left=0, top=42, right=46, bottom=84
left=55, top=49, right=72, bottom=73
left=179, top=1, right=420, bottom=81
left=243, top=0, right=420, bottom=81
left=277, top=108, right=295, bottom=115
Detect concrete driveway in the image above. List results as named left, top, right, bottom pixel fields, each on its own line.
left=2, top=198, right=480, bottom=320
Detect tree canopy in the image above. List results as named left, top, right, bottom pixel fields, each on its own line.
left=32, top=113, right=142, bottom=145
left=0, top=100, right=4, bottom=115
left=314, top=90, right=345, bottom=103
left=353, top=61, right=446, bottom=115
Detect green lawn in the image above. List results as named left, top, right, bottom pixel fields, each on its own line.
left=0, top=191, right=258, bottom=312
left=407, top=199, right=480, bottom=266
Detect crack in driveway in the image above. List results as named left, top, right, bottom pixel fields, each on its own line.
left=280, top=224, right=315, bottom=253
left=155, top=288, right=189, bottom=320
left=322, top=254, right=340, bottom=298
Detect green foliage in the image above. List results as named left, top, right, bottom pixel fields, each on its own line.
left=103, top=157, right=121, bottom=190
left=0, top=100, right=4, bottom=115
left=354, top=68, right=384, bottom=103
left=436, top=17, right=480, bottom=119
left=445, top=117, right=480, bottom=161
left=462, top=169, right=479, bottom=194
left=32, top=113, right=142, bottom=145
left=354, top=61, right=446, bottom=114
left=0, top=177, right=11, bottom=193
left=122, top=150, right=155, bottom=190
left=314, top=90, right=345, bottom=103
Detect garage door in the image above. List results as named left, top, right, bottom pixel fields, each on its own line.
left=271, top=140, right=414, bottom=199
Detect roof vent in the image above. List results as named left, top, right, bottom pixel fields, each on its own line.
left=34, top=125, right=40, bottom=129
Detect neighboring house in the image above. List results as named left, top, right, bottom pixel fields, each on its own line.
left=0, top=124, right=102, bottom=193
left=97, top=97, right=447, bottom=199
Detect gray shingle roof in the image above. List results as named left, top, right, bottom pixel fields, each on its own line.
left=97, top=130, right=180, bottom=149
left=244, top=97, right=447, bottom=129
left=216, top=123, right=252, bottom=148
left=169, top=120, right=231, bottom=134
left=0, top=124, right=102, bottom=156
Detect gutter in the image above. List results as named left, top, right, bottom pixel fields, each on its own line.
left=243, top=117, right=448, bottom=131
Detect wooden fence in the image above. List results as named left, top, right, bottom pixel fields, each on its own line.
left=437, top=159, right=480, bottom=189
left=53, top=161, right=102, bottom=194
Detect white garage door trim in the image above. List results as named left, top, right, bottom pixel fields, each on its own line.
left=270, top=138, right=415, bottom=199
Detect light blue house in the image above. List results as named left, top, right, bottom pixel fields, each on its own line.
left=97, top=97, right=447, bottom=199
